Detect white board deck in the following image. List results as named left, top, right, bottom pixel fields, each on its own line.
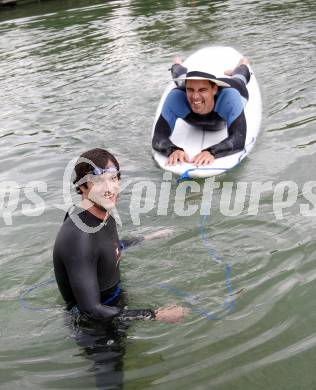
left=152, top=46, right=262, bottom=179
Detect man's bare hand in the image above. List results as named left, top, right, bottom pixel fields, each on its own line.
left=143, top=228, right=174, bottom=241
left=191, top=151, right=215, bottom=166
left=166, top=150, right=190, bottom=166
left=154, top=305, right=189, bottom=323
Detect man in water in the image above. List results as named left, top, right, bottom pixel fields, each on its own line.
left=53, top=147, right=186, bottom=324
left=53, top=148, right=187, bottom=388
left=152, top=57, right=251, bottom=166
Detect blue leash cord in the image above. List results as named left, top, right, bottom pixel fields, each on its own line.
left=19, top=277, right=56, bottom=311
left=170, top=141, right=256, bottom=316
left=178, top=166, right=228, bottom=182
left=199, top=215, right=236, bottom=319
left=177, top=137, right=255, bottom=182
left=19, top=278, right=122, bottom=311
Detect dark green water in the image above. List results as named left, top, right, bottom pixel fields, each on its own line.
left=0, top=1, right=316, bottom=389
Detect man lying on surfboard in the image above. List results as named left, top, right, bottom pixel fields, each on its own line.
left=152, top=57, right=250, bottom=166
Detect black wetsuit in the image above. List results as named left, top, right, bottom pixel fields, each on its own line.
left=53, top=208, right=155, bottom=323
left=152, top=64, right=251, bottom=158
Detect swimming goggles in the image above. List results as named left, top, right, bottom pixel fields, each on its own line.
left=91, top=166, right=119, bottom=176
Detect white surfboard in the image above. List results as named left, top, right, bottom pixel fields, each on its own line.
left=151, top=46, right=262, bottom=179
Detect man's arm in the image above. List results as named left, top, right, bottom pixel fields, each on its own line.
left=152, top=114, right=183, bottom=157
left=59, top=239, right=157, bottom=321
left=55, top=227, right=183, bottom=323
left=203, top=111, right=246, bottom=158
left=64, top=247, right=185, bottom=323
left=120, top=228, right=174, bottom=250
left=152, top=89, right=191, bottom=157
left=60, top=238, right=121, bottom=320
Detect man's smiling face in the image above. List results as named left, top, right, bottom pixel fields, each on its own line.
left=186, top=79, right=218, bottom=115
left=80, top=162, right=120, bottom=212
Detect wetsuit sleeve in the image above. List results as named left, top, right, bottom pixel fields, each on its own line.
left=203, top=112, right=246, bottom=158
left=152, top=89, right=190, bottom=157
left=57, top=232, right=121, bottom=321
left=54, top=219, right=157, bottom=323
left=120, top=236, right=144, bottom=250
left=116, top=308, right=156, bottom=321
left=204, top=88, right=246, bottom=158
left=63, top=242, right=156, bottom=321
left=152, top=114, right=183, bottom=157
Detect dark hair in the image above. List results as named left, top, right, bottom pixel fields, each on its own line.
left=73, top=148, right=120, bottom=194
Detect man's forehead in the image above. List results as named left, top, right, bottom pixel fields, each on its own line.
left=105, top=161, right=115, bottom=168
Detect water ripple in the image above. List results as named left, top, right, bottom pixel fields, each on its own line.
left=1, top=0, right=316, bottom=389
